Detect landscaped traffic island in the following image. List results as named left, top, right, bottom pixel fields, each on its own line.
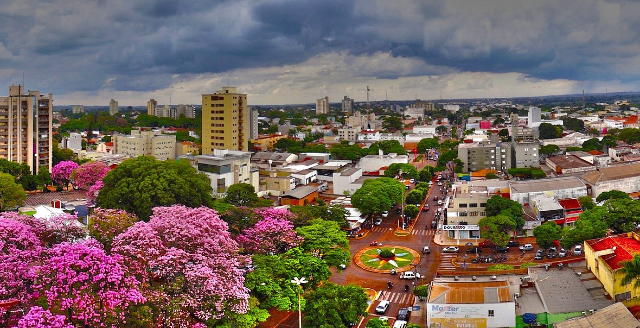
left=354, top=246, right=420, bottom=273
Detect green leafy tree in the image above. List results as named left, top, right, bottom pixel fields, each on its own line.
left=562, top=117, right=585, bottom=131
left=296, top=219, right=350, bottom=267
left=289, top=204, right=347, bottom=227
left=0, top=172, right=27, bottom=211
left=560, top=206, right=608, bottom=249
left=436, top=125, right=448, bottom=135
left=485, top=195, right=525, bottom=230
left=533, top=221, right=562, bottom=249
left=478, top=215, right=516, bottom=247
left=498, top=128, right=509, bottom=138
left=604, top=198, right=640, bottom=233
left=366, top=318, right=391, bottom=328
left=369, top=140, right=407, bottom=155
left=303, top=283, right=369, bottom=328
left=95, top=156, right=213, bottom=221
left=417, top=137, right=440, bottom=153
left=620, top=254, right=640, bottom=291
left=578, top=196, right=596, bottom=210
left=245, top=247, right=331, bottom=311
left=596, top=190, right=630, bottom=203
left=352, top=178, right=404, bottom=216
left=539, top=144, right=560, bottom=155
left=384, top=163, right=418, bottom=179
left=539, top=123, right=561, bottom=139
left=618, top=128, right=640, bottom=144
left=37, top=166, right=52, bottom=190
left=581, top=138, right=602, bottom=152
left=405, top=189, right=425, bottom=205
left=382, top=116, right=403, bottom=132
left=404, top=204, right=419, bottom=219
left=221, top=206, right=258, bottom=235
left=214, top=296, right=270, bottom=328
left=225, top=183, right=259, bottom=206
left=419, top=166, right=435, bottom=182
left=274, top=138, right=303, bottom=152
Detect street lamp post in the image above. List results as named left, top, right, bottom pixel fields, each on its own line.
left=291, top=277, right=308, bottom=328
left=400, top=169, right=405, bottom=229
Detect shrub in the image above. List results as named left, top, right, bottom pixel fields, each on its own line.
left=520, top=262, right=537, bottom=269
left=379, top=249, right=394, bottom=259
left=488, top=264, right=514, bottom=271
left=413, top=285, right=429, bottom=299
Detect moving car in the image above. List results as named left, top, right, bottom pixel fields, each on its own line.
left=382, top=211, right=389, bottom=218
left=400, top=271, right=421, bottom=279
left=437, top=200, right=443, bottom=205
left=409, top=179, right=415, bottom=184
left=519, top=244, right=534, bottom=251
left=442, top=246, right=459, bottom=253
left=392, top=320, right=407, bottom=328
left=423, top=246, right=431, bottom=254
left=375, top=300, right=390, bottom=314
left=374, top=218, right=383, bottom=226
left=434, top=196, right=438, bottom=201
left=424, top=204, right=430, bottom=211
left=437, top=181, right=443, bottom=186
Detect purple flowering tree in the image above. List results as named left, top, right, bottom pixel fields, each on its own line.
left=51, top=161, right=79, bottom=190
left=72, top=161, right=110, bottom=190
left=112, top=205, right=250, bottom=327
left=237, top=213, right=303, bottom=254
left=0, top=212, right=86, bottom=246
left=15, top=307, right=73, bottom=328
left=86, top=180, right=103, bottom=206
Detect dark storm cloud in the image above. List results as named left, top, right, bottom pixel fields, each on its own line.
left=1, top=0, right=640, bottom=99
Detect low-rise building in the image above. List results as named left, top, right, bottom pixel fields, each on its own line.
left=412, top=125, right=436, bottom=134
left=265, top=175, right=296, bottom=195
left=332, top=167, right=375, bottom=196
left=356, top=153, right=409, bottom=173
left=338, top=127, right=360, bottom=141
left=113, top=129, right=176, bottom=160
left=357, top=129, right=380, bottom=141
left=251, top=151, right=298, bottom=170
left=553, top=302, right=638, bottom=328
left=62, top=132, right=82, bottom=150
left=290, top=169, right=317, bottom=186
left=509, top=176, right=587, bottom=205
left=280, top=185, right=318, bottom=206
left=193, top=149, right=259, bottom=197
left=581, top=162, right=640, bottom=198
left=251, top=134, right=286, bottom=151
left=175, top=141, right=200, bottom=157
left=545, top=155, right=596, bottom=175
left=444, top=182, right=489, bottom=240
left=585, top=232, right=640, bottom=301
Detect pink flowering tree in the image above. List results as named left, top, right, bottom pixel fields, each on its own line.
left=72, top=161, right=110, bottom=190
left=16, top=307, right=73, bottom=328
left=237, top=213, right=303, bottom=254
left=86, top=180, right=103, bottom=206
left=0, top=212, right=86, bottom=246
left=32, top=240, right=145, bottom=327
left=51, top=161, right=78, bottom=190
left=112, top=205, right=250, bottom=327
left=0, top=217, right=44, bottom=326
left=88, top=208, right=137, bottom=251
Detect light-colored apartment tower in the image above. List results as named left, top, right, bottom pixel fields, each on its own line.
left=0, top=85, right=52, bottom=174
left=248, top=108, right=259, bottom=140
left=109, top=99, right=118, bottom=115
left=202, top=87, right=249, bottom=153
left=147, top=99, right=157, bottom=116
left=316, top=96, right=329, bottom=115
left=528, top=106, right=541, bottom=127
left=341, top=96, right=355, bottom=113
left=71, top=105, right=84, bottom=114
left=113, top=129, right=176, bottom=160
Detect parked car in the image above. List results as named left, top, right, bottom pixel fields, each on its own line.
left=519, top=244, right=534, bottom=251
left=558, top=248, right=567, bottom=258
left=442, top=246, right=459, bottom=253
left=382, top=211, right=389, bottom=218
left=393, top=320, right=407, bottom=328
left=375, top=300, right=390, bottom=314
left=423, top=246, right=431, bottom=254
left=397, top=308, right=410, bottom=321
left=535, top=249, right=545, bottom=260
left=495, top=246, right=509, bottom=253
left=437, top=175, right=443, bottom=180
left=409, top=179, right=415, bottom=184
left=479, top=240, right=495, bottom=248
left=466, top=247, right=482, bottom=254
left=437, top=181, right=443, bottom=186
left=547, top=250, right=557, bottom=259
left=374, top=218, right=383, bottom=226
left=431, top=221, right=438, bottom=229
left=424, top=204, right=430, bottom=211
left=574, top=245, right=583, bottom=256
left=434, top=196, right=439, bottom=201
left=506, top=240, right=521, bottom=247
left=395, top=208, right=402, bottom=214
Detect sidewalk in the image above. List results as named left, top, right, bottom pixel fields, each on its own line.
left=432, top=232, right=537, bottom=246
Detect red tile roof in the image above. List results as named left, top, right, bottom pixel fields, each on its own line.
left=587, top=150, right=604, bottom=155
left=558, top=198, right=581, bottom=211
left=587, top=234, right=640, bottom=270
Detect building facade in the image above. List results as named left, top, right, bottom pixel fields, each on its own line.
left=71, top=105, right=84, bottom=114
left=109, top=99, right=118, bottom=115
left=316, top=96, right=329, bottom=115
left=202, top=87, right=249, bottom=153
left=193, top=149, right=258, bottom=197
left=147, top=99, right=157, bottom=116
left=113, top=129, right=176, bottom=160
left=0, top=85, right=52, bottom=173
left=581, top=163, right=640, bottom=198
left=458, top=141, right=512, bottom=173
left=341, top=96, right=355, bottom=113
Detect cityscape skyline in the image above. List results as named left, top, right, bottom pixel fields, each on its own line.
left=3, top=0, right=640, bottom=106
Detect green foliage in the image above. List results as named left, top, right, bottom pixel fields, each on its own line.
left=289, top=204, right=348, bottom=227
left=0, top=172, right=27, bottom=211
left=225, top=183, right=259, bottom=206
left=330, top=141, right=368, bottom=160
left=415, top=182, right=430, bottom=191
left=245, top=247, right=331, bottom=311
left=485, top=195, right=525, bottom=230
left=596, top=190, right=630, bottom=203
left=485, top=173, right=498, bottom=179
left=413, top=285, right=429, bottom=298
left=369, top=140, right=407, bottom=155
left=520, top=262, right=537, bottom=269
left=578, top=196, right=596, bottom=210
left=417, top=137, right=440, bottom=153
left=274, top=137, right=303, bottom=152
left=437, top=149, right=458, bottom=167
left=498, top=128, right=509, bottom=138
left=296, top=219, right=350, bottom=267
left=384, top=163, right=418, bottom=179
left=405, top=189, right=425, bottom=205
left=478, top=215, right=516, bottom=247
left=507, top=167, right=545, bottom=179
left=604, top=198, right=640, bottom=233
left=382, top=116, right=403, bottom=132
left=581, top=138, right=602, bottom=152
left=620, top=254, right=640, bottom=290
left=221, top=207, right=258, bottom=235
left=539, top=144, right=560, bottom=155
left=419, top=166, right=435, bottom=182
left=539, top=123, right=562, bottom=139
left=379, top=249, right=394, bottom=258
left=618, top=128, right=640, bottom=144
left=533, top=221, right=562, bottom=249
left=303, top=283, right=369, bottom=328
left=488, top=264, right=515, bottom=271
left=352, top=178, right=404, bottom=215
left=562, top=117, right=585, bottom=131
left=95, top=156, right=213, bottom=221
left=213, top=296, right=270, bottom=328
left=561, top=206, right=609, bottom=249
left=404, top=204, right=419, bottom=219
left=366, top=318, right=391, bottom=328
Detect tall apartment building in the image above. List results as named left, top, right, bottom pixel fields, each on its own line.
left=202, top=87, right=249, bottom=153
left=527, top=106, right=541, bottom=127
left=248, top=108, right=259, bottom=140
left=109, top=99, right=118, bottom=115
left=71, top=105, right=85, bottom=114
left=0, top=85, right=52, bottom=173
left=147, top=99, right=157, bottom=116
left=341, top=96, right=355, bottom=113
left=113, top=129, right=176, bottom=160
left=177, top=104, right=196, bottom=119
left=316, top=96, right=329, bottom=115
left=458, top=141, right=512, bottom=173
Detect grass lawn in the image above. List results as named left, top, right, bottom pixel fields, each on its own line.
left=360, top=247, right=414, bottom=270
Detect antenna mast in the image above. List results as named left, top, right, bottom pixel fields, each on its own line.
left=366, top=86, right=370, bottom=111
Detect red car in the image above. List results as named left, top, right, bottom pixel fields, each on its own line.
left=433, top=196, right=438, bottom=201
left=479, top=240, right=495, bottom=248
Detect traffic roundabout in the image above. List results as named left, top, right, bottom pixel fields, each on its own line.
left=354, top=245, right=420, bottom=273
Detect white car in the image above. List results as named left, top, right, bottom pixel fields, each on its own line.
left=437, top=200, right=443, bottom=205
left=437, top=181, right=443, bottom=186
left=375, top=300, right=390, bottom=314
left=400, top=271, right=421, bottom=279
left=519, top=244, right=534, bottom=251
left=409, top=179, right=415, bottom=184
left=381, top=211, right=389, bottom=218
left=374, top=218, right=383, bottom=226
left=574, top=245, right=583, bottom=256
left=442, top=246, right=459, bottom=253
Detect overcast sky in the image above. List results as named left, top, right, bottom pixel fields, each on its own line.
left=2, top=0, right=640, bottom=106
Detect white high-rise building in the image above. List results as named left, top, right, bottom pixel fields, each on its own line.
left=528, top=106, right=541, bottom=127
left=316, top=96, right=329, bottom=115
left=341, top=96, right=355, bottom=113
left=109, top=99, right=118, bottom=115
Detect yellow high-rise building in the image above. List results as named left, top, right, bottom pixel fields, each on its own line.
left=202, top=87, right=248, bottom=153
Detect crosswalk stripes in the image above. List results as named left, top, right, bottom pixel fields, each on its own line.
left=439, top=253, right=458, bottom=270
left=411, top=229, right=435, bottom=235
left=377, top=291, right=414, bottom=304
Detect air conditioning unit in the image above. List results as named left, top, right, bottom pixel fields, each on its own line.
left=514, top=293, right=520, bottom=298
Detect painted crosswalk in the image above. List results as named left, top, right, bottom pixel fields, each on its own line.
left=439, top=253, right=459, bottom=270
left=411, top=229, right=436, bottom=236
left=377, top=291, right=414, bottom=304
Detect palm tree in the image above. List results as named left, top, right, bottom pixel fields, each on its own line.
left=620, top=254, right=640, bottom=289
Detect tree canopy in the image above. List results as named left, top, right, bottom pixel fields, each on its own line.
left=539, top=123, right=562, bottom=139
left=485, top=195, right=525, bottom=230
left=296, top=219, right=350, bottom=267
left=303, top=283, right=369, bottom=328
left=225, top=183, right=259, bottom=206
left=478, top=215, right=516, bottom=247
left=96, top=156, right=213, bottom=220
left=417, top=137, right=439, bottom=153
left=383, top=163, right=418, bottom=179
left=596, top=190, right=630, bottom=203
left=352, top=178, right=404, bottom=216
left=533, top=221, right=562, bottom=249
left=0, top=172, right=26, bottom=211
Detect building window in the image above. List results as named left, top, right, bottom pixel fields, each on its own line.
left=488, top=310, right=494, bottom=317
left=459, top=203, right=467, bottom=208
left=469, top=203, right=478, bottom=208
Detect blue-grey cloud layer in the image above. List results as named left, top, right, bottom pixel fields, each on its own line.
left=1, top=0, right=639, bottom=100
